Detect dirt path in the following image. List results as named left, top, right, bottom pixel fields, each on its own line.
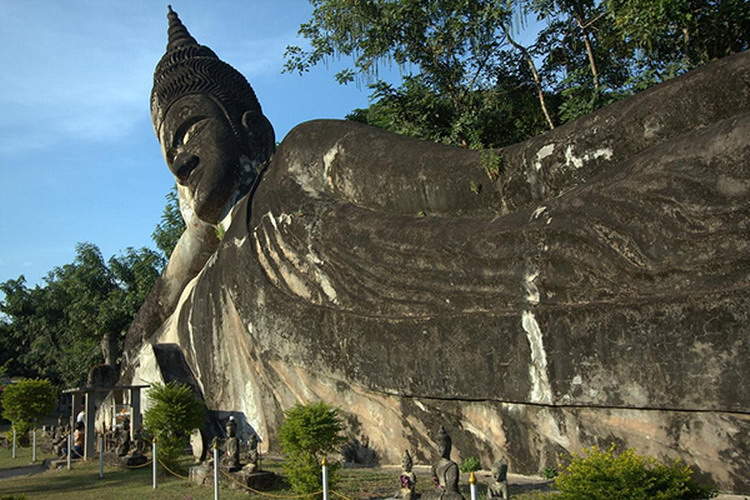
left=0, top=459, right=50, bottom=480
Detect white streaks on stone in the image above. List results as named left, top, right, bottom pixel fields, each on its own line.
left=524, top=271, right=540, bottom=305
left=534, top=144, right=555, bottom=171
left=414, top=400, right=428, bottom=412
left=531, top=206, right=548, bottom=221
left=323, top=143, right=343, bottom=188
left=522, top=311, right=552, bottom=404
left=564, top=144, right=614, bottom=170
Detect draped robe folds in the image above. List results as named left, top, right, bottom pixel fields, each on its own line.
left=126, top=51, right=750, bottom=491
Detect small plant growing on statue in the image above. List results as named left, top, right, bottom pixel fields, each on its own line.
left=459, top=456, right=481, bottom=473
left=555, top=445, right=717, bottom=499
left=469, top=180, right=482, bottom=195
left=542, top=466, right=558, bottom=479
left=480, top=150, right=504, bottom=181
left=1, top=378, right=57, bottom=448
left=278, top=401, right=345, bottom=496
left=143, top=382, right=205, bottom=471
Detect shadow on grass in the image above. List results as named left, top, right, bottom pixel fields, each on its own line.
left=0, top=463, right=176, bottom=497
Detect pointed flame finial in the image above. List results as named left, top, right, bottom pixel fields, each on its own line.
left=166, top=5, right=197, bottom=52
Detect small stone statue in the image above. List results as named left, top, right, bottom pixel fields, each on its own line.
left=115, top=426, right=131, bottom=457
left=243, top=432, right=259, bottom=473
left=399, top=449, right=417, bottom=499
left=223, top=417, right=242, bottom=472
left=424, top=426, right=464, bottom=500
left=121, top=425, right=148, bottom=467
left=130, top=426, right=146, bottom=456
left=487, top=461, right=509, bottom=499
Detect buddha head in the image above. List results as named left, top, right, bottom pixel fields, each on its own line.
left=151, top=6, right=274, bottom=225
left=437, top=426, right=452, bottom=460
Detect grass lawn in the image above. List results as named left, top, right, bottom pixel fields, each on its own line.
left=0, top=442, right=555, bottom=499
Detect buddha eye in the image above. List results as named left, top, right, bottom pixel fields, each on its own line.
left=173, top=116, right=208, bottom=148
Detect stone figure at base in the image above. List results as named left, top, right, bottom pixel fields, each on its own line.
left=487, top=461, right=509, bottom=499
left=243, top=431, right=259, bottom=473
left=223, top=417, right=242, bottom=472
left=399, top=449, right=417, bottom=499
left=424, top=427, right=464, bottom=500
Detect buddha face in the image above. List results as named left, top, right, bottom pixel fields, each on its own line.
left=158, top=94, right=244, bottom=224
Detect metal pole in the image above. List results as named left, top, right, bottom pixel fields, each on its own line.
left=321, top=457, right=328, bottom=500
left=98, top=435, right=104, bottom=479
left=11, top=428, right=16, bottom=459
left=32, top=429, right=36, bottom=462
left=152, top=438, right=157, bottom=489
left=66, top=433, right=72, bottom=470
left=469, top=471, right=477, bottom=500
left=213, top=445, right=220, bottom=500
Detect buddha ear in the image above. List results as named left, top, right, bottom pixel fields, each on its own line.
left=241, top=109, right=276, bottom=158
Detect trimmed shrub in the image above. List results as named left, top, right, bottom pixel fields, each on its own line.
left=555, top=446, right=717, bottom=499
left=459, top=456, right=481, bottom=473
left=1, top=378, right=57, bottom=446
left=279, top=402, right=345, bottom=496
left=143, top=382, right=205, bottom=471
left=4, top=420, right=31, bottom=447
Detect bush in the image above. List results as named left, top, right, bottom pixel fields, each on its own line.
left=4, top=420, right=31, bottom=447
left=279, top=402, right=345, bottom=496
left=143, top=382, right=205, bottom=471
left=1, top=379, right=57, bottom=434
left=555, top=446, right=717, bottom=499
left=459, top=456, right=481, bottom=473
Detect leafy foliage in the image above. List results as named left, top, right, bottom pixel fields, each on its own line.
left=459, top=456, right=481, bottom=473
left=0, top=244, right=163, bottom=387
left=1, top=379, right=57, bottom=429
left=278, top=402, right=346, bottom=496
left=288, top=0, right=750, bottom=148
left=143, top=382, right=205, bottom=470
left=555, top=446, right=717, bottom=499
left=152, top=185, right=186, bottom=259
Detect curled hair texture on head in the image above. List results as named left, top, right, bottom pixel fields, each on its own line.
left=150, top=7, right=263, bottom=138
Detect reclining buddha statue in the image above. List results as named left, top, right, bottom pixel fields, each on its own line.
left=123, top=6, right=750, bottom=491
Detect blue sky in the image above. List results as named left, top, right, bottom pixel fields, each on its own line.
left=0, top=1, right=540, bottom=288
left=0, top=0, right=395, bottom=287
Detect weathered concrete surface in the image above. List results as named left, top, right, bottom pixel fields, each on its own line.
left=124, top=51, right=750, bottom=493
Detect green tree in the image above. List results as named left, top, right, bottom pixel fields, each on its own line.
left=288, top=0, right=749, bottom=145
left=278, top=402, right=346, bottom=496
left=1, top=379, right=57, bottom=444
left=143, top=382, right=205, bottom=471
left=285, top=0, right=544, bottom=149
left=0, top=244, right=164, bottom=387
left=152, top=185, right=186, bottom=259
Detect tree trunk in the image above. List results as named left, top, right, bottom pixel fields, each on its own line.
left=504, top=28, right=555, bottom=130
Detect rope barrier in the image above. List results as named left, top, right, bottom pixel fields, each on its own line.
left=123, top=459, right=153, bottom=469
left=329, top=490, right=354, bottom=500
left=219, top=469, right=324, bottom=499
left=158, top=458, right=190, bottom=480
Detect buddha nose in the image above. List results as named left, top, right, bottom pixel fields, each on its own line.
left=171, top=151, right=200, bottom=183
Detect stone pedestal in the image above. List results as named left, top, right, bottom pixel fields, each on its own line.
left=121, top=453, right=147, bottom=467
left=189, top=463, right=212, bottom=486
left=227, top=470, right=278, bottom=491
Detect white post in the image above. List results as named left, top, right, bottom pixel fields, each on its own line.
left=98, top=435, right=104, bottom=479
left=469, top=471, right=477, bottom=500
left=32, top=429, right=36, bottom=462
left=66, top=434, right=72, bottom=470
left=152, top=438, right=157, bottom=489
left=213, top=445, right=220, bottom=500
left=322, top=457, right=329, bottom=500
left=11, top=427, right=16, bottom=459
